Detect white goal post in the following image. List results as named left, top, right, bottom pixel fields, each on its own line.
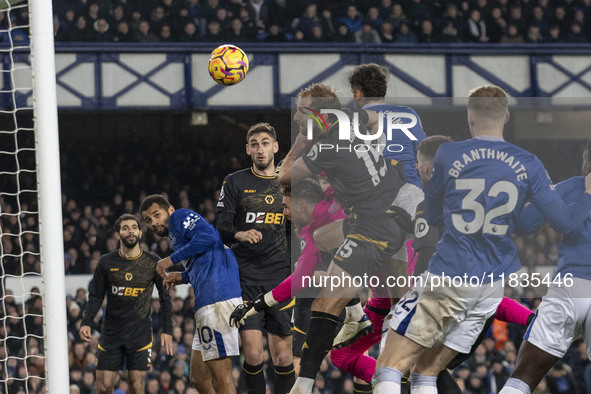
left=29, top=0, right=70, bottom=391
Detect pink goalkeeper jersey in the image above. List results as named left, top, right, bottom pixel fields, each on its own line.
left=272, top=187, right=347, bottom=302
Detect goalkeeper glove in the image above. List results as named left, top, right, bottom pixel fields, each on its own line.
left=229, top=292, right=278, bottom=328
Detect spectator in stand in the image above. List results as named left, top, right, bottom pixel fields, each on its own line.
left=334, top=23, right=354, bottom=42
left=378, top=0, right=393, bottom=22
left=565, top=22, right=586, bottom=43
left=319, top=8, right=336, bottom=41
left=158, top=24, right=174, bottom=42
left=225, top=18, right=248, bottom=42
left=296, top=4, right=320, bottom=41
left=530, top=6, right=549, bottom=38
left=205, top=20, right=224, bottom=41
left=552, top=6, right=571, bottom=35
left=387, top=3, right=407, bottom=33
left=201, top=0, right=221, bottom=24
left=308, top=24, right=328, bottom=43
left=178, top=22, right=199, bottom=42
left=442, top=4, right=466, bottom=41
left=467, top=9, right=489, bottom=42
left=114, top=21, right=134, bottom=42
left=395, top=21, right=418, bottom=43
left=354, top=22, right=381, bottom=43
left=365, top=7, right=382, bottom=31
left=338, top=4, right=363, bottom=33
left=150, top=6, right=168, bottom=34
left=267, top=0, right=292, bottom=33
left=92, top=18, right=114, bottom=41
left=70, top=16, right=93, bottom=42
left=418, top=19, right=438, bottom=43
left=487, top=7, right=507, bottom=43
left=525, top=24, right=544, bottom=43
left=215, top=8, right=231, bottom=32
left=238, top=6, right=258, bottom=41
left=507, top=5, right=527, bottom=35
left=501, top=24, right=523, bottom=44
left=380, top=21, right=395, bottom=43
left=135, top=19, right=159, bottom=42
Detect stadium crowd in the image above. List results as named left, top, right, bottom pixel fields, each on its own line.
left=39, top=0, right=591, bottom=44
left=0, top=126, right=587, bottom=393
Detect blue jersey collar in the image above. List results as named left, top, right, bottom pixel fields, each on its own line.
left=473, top=135, right=505, bottom=142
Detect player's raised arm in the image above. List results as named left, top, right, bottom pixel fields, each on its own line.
left=79, top=259, right=108, bottom=342
left=528, top=159, right=591, bottom=234
left=169, top=210, right=219, bottom=263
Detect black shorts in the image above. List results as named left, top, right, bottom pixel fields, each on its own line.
left=292, top=297, right=313, bottom=357
left=335, top=215, right=404, bottom=277
left=240, top=284, right=293, bottom=336
left=96, top=331, right=153, bottom=372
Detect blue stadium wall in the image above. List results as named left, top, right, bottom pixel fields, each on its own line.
left=3, top=43, right=591, bottom=110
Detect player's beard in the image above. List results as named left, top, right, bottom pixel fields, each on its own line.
left=152, top=225, right=169, bottom=237
left=254, top=156, right=273, bottom=172
left=120, top=235, right=139, bottom=249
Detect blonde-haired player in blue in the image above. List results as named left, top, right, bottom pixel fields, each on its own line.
left=499, top=140, right=591, bottom=394
left=373, top=86, right=591, bottom=394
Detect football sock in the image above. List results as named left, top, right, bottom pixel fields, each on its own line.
left=290, top=377, right=314, bottom=394
left=274, top=363, right=295, bottom=394
left=299, top=311, right=338, bottom=379
left=373, top=366, right=402, bottom=394
left=345, top=298, right=364, bottom=322
left=499, top=378, right=531, bottom=394
left=243, top=361, right=265, bottom=394
left=409, top=372, right=437, bottom=394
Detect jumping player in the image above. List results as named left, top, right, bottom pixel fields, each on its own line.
left=374, top=85, right=591, bottom=394
left=229, top=178, right=346, bottom=375
left=215, top=123, right=294, bottom=394
left=140, top=195, right=241, bottom=394
left=499, top=140, right=591, bottom=394
left=280, top=83, right=406, bottom=394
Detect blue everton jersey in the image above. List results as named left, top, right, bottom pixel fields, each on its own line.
left=363, top=103, right=426, bottom=188
left=425, top=136, right=591, bottom=281
left=168, top=208, right=242, bottom=310
left=518, top=176, right=591, bottom=280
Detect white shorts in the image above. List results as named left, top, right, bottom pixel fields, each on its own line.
left=392, top=183, right=424, bottom=261
left=525, top=278, right=591, bottom=359
left=389, top=273, right=503, bottom=353
left=192, top=297, right=242, bottom=361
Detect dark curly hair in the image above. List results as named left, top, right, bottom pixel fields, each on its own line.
left=348, top=63, right=388, bottom=98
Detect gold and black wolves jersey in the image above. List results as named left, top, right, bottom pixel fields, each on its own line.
left=81, top=250, right=172, bottom=339
left=302, top=108, right=404, bottom=218
left=215, top=167, right=290, bottom=286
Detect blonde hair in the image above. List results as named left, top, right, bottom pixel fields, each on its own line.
left=297, top=83, right=341, bottom=113
left=467, top=85, right=508, bottom=120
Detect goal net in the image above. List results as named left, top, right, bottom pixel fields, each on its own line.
left=0, top=0, right=68, bottom=392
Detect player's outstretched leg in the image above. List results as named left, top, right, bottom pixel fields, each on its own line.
left=290, top=264, right=360, bottom=393
left=332, top=298, right=373, bottom=349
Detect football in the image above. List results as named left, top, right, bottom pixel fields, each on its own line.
left=208, top=44, right=249, bottom=86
